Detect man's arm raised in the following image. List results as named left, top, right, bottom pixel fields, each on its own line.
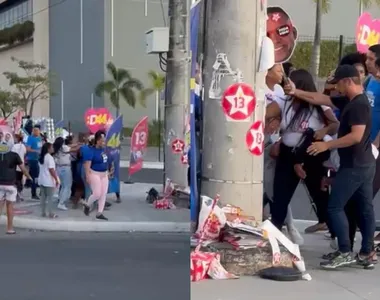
left=284, top=79, right=337, bottom=108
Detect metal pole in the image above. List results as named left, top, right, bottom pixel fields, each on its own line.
left=158, top=91, right=162, bottom=162
left=164, top=0, right=190, bottom=187
left=359, top=0, right=363, bottom=16
left=61, top=80, right=64, bottom=120
left=201, top=0, right=266, bottom=221
left=338, top=35, right=344, bottom=62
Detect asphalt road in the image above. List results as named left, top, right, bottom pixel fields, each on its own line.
left=0, top=230, right=189, bottom=300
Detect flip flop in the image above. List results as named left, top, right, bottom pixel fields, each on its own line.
left=6, top=230, right=16, bottom=235
left=48, top=214, right=58, bottom=219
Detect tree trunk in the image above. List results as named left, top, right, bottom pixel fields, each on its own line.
left=310, top=0, right=322, bottom=81
left=116, top=90, right=120, bottom=117
left=28, top=101, right=34, bottom=117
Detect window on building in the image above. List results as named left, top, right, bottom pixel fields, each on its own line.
left=0, top=0, right=33, bottom=30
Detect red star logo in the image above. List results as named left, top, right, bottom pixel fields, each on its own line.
left=272, top=13, right=281, bottom=22
left=181, top=154, right=188, bottom=165
left=171, top=139, right=185, bottom=153
left=245, top=121, right=264, bottom=156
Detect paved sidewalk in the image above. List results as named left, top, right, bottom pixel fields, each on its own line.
left=191, top=222, right=380, bottom=300
left=0, top=183, right=189, bottom=233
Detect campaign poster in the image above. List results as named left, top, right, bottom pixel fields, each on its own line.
left=356, top=13, right=380, bottom=53
left=267, top=6, right=298, bottom=63
left=128, top=116, right=148, bottom=176
left=84, top=107, right=113, bottom=133
left=55, top=120, right=69, bottom=138
left=106, top=115, right=123, bottom=194
left=190, top=0, right=202, bottom=223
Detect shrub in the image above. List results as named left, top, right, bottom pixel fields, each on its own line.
left=0, top=20, right=34, bottom=48
left=291, top=40, right=357, bottom=77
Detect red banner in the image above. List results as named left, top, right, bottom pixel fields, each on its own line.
left=128, top=116, right=149, bottom=176
left=84, top=108, right=113, bottom=133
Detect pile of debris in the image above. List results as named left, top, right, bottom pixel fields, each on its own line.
left=146, top=178, right=190, bottom=210
left=190, top=195, right=312, bottom=282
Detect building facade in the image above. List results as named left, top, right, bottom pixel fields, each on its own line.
left=0, top=0, right=168, bottom=131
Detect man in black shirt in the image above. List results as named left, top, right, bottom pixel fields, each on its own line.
left=0, top=144, right=32, bottom=234
left=284, top=65, right=376, bottom=269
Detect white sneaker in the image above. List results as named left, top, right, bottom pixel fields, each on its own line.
left=57, top=203, right=68, bottom=211
left=288, top=227, right=304, bottom=245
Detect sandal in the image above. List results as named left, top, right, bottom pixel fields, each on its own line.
left=48, top=213, right=58, bottom=219
left=6, top=230, right=16, bottom=235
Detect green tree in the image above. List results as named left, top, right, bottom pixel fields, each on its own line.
left=95, top=62, right=144, bottom=116
left=0, top=89, right=21, bottom=119
left=140, top=70, right=165, bottom=120
left=310, top=0, right=380, bottom=79
left=3, top=57, right=53, bottom=116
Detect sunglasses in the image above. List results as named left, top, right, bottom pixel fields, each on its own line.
left=267, top=24, right=291, bottom=37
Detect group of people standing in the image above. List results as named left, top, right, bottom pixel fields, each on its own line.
left=264, top=44, right=380, bottom=270
left=0, top=126, right=118, bottom=234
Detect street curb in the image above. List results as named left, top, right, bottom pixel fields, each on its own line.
left=0, top=217, right=190, bottom=233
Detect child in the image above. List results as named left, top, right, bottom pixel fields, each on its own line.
left=38, top=142, right=60, bottom=218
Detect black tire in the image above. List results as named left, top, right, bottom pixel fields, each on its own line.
left=258, top=267, right=302, bottom=282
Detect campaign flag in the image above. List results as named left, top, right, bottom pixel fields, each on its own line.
left=55, top=120, right=68, bottom=138
left=190, top=0, right=202, bottom=223
left=13, top=110, right=24, bottom=132
left=128, top=116, right=148, bottom=176
left=106, top=115, right=123, bottom=194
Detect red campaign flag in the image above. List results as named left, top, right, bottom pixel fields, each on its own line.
left=128, top=116, right=149, bottom=176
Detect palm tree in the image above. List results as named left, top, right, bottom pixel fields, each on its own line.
left=139, top=70, right=165, bottom=120
left=139, top=70, right=165, bottom=161
left=310, top=0, right=380, bottom=80
left=95, top=62, right=144, bottom=116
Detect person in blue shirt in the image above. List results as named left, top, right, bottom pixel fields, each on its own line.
left=363, top=46, right=380, bottom=141
left=82, top=130, right=109, bottom=221
left=365, top=44, right=380, bottom=244
left=26, top=125, right=43, bottom=199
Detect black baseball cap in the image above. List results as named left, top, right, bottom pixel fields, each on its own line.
left=328, top=64, right=360, bottom=84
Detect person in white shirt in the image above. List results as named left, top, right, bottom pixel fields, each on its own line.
left=263, top=64, right=304, bottom=245
left=38, top=142, right=60, bottom=218
left=11, top=134, right=27, bottom=201
left=266, top=69, right=339, bottom=233
left=53, top=137, right=80, bottom=210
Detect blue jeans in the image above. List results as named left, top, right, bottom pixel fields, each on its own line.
left=57, top=166, right=72, bottom=205
left=328, top=165, right=376, bottom=254
left=28, top=160, right=39, bottom=197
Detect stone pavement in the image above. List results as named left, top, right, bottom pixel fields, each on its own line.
left=0, top=183, right=189, bottom=232
left=191, top=221, right=380, bottom=300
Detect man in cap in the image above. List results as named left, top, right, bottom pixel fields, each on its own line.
left=284, top=65, right=376, bottom=269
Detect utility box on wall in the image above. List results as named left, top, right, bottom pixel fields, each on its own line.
left=145, top=27, right=169, bottom=54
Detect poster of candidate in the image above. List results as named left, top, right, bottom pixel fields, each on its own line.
left=267, top=6, right=298, bottom=63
